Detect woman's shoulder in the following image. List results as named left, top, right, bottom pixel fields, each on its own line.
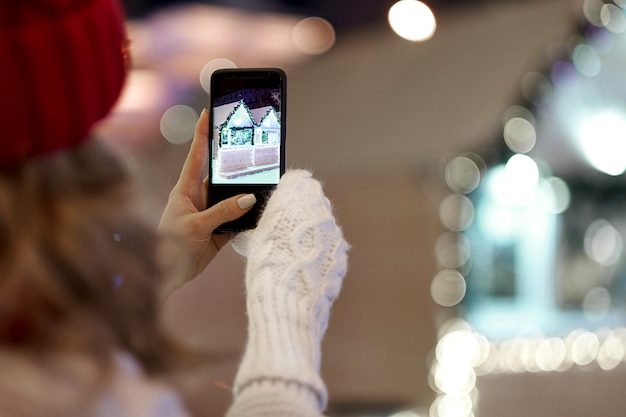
left=0, top=349, right=192, bottom=417
left=94, top=351, right=192, bottom=417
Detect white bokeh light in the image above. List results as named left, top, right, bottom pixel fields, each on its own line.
left=435, top=232, right=471, bottom=269
left=431, top=269, right=467, bottom=307
left=439, top=194, right=475, bottom=232
left=572, top=44, right=602, bottom=77
left=160, top=105, right=199, bottom=144
left=503, top=117, right=536, bottom=153
left=444, top=156, right=481, bottom=194
left=601, top=3, right=626, bottom=33
left=485, top=155, right=540, bottom=209
left=575, top=110, right=626, bottom=176
left=584, top=219, right=623, bottom=266
left=388, top=0, right=437, bottom=42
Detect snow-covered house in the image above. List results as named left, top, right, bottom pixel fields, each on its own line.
left=212, top=100, right=255, bottom=175
left=212, top=100, right=281, bottom=178
left=216, top=100, right=255, bottom=147
left=255, top=107, right=281, bottom=145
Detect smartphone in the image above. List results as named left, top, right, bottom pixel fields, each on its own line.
left=208, top=68, right=287, bottom=233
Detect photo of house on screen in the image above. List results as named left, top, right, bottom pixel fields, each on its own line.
left=211, top=99, right=281, bottom=184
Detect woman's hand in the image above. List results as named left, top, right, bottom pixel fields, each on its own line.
left=158, top=109, right=256, bottom=300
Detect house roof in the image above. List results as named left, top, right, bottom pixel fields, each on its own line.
left=215, top=100, right=254, bottom=128
left=250, top=106, right=273, bottom=124
left=257, top=107, right=281, bottom=129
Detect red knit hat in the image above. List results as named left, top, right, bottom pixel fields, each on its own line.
left=0, top=0, right=128, bottom=167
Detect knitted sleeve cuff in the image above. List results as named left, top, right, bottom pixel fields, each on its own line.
left=226, top=379, right=325, bottom=417
left=232, top=266, right=329, bottom=409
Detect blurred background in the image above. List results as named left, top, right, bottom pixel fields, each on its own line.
left=94, top=0, right=626, bottom=416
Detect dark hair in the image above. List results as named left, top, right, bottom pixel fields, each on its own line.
left=0, top=138, right=177, bottom=375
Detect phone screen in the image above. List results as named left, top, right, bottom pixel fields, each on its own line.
left=208, top=68, right=286, bottom=232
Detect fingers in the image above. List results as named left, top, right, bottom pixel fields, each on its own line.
left=200, top=193, right=257, bottom=233
left=179, top=108, right=210, bottom=185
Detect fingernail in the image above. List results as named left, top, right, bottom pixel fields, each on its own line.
left=200, top=108, right=207, bottom=117
left=237, top=194, right=256, bottom=209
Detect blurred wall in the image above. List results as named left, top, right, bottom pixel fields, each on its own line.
left=137, top=0, right=587, bottom=415
left=476, top=367, right=626, bottom=417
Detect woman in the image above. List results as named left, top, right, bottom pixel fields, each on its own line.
left=0, top=0, right=349, bottom=416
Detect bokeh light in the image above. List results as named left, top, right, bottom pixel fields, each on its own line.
left=587, top=23, right=615, bottom=54
left=292, top=17, right=336, bottom=55
left=575, top=110, right=626, bottom=176
left=572, top=44, right=602, bottom=77
left=437, top=328, right=485, bottom=368
left=444, top=156, right=481, bottom=194
left=435, top=232, right=471, bottom=269
left=568, top=329, right=600, bottom=366
left=503, top=105, right=535, bottom=126
left=601, top=4, right=626, bottom=33
left=505, top=154, right=539, bottom=198
left=541, top=177, right=571, bottom=214
left=552, top=60, right=581, bottom=92
left=388, top=410, right=426, bottom=417
left=584, top=218, right=623, bottom=266
left=199, top=58, right=238, bottom=95
left=431, top=321, right=626, bottom=417
left=584, top=0, right=606, bottom=27
left=160, top=105, right=199, bottom=144
left=431, top=393, right=474, bottom=417
left=483, top=155, right=539, bottom=208
left=535, top=337, right=568, bottom=372
left=503, top=117, right=536, bottom=153
left=431, top=269, right=466, bottom=307
left=439, top=194, right=475, bottom=232
left=520, top=71, right=553, bottom=106
left=388, top=0, right=437, bottom=42
left=597, top=331, right=624, bottom=370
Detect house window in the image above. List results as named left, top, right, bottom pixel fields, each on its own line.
left=232, top=128, right=253, bottom=146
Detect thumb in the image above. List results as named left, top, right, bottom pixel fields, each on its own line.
left=201, top=193, right=257, bottom=234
